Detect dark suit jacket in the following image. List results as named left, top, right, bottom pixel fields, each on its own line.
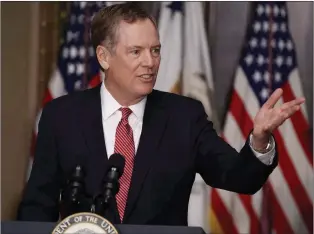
left=17, top=83, right=278, bottom=225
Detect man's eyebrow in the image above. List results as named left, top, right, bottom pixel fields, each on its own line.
left=126, top=45, right=143, bottom=50
left=126, top=44, right=161, bottom=49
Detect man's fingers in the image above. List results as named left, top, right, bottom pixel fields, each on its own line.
left=264, top=107, right=295, bottom=132
left=280, top=97, right=305, bottom=111
left=258, top=95, right=305, bottom=132
left=263, top=88, right=283, bottom=109
left=285, top=105, right=300, bottom=118
left=277, top=105, right=300, bottom=124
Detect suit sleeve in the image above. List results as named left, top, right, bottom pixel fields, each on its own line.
left=193, top=101, right=278, bottom=194
left=17, top=103, right=62, bottom=221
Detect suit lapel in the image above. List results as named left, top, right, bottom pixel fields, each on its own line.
left=76, top=84, right=121, bottom=223
left=123, top=90, right=169, bottom=222
left=77, top=84, right=108, bottom=170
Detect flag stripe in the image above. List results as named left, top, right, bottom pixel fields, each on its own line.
left=230, top=89, right=253, bottom=136
left=88, top=73, right=102, bottom=88
left=234, top=68, right=259, bottom=115
left=268, top=185, right=294, bottom=234
left=211, top=189, right=239, bottom=234
left=48, top=69, right=66, bottom=99
left=270, top=163, right=309, bottom=234
left=223, top=113, right=245, bottom=152
left=239, top=194, right=260, bottom=233
left=42, top=90, right=53, bottom=107
left=209, top=207, right=224, bottom=234
left=273, top=130, right=313, bottom=234
left=231, top=194, right=250, bottom=234
left=252, top=188, right=263, bottom=219
left=277, top=113, right=314, bottom=201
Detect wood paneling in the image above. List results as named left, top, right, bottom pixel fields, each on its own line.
left=1, top=2, right=36, bottom=220
left=1, top=2, right=62, bottom=220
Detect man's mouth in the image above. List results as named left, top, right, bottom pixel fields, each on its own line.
left=139, top=74, right=155, bottom=80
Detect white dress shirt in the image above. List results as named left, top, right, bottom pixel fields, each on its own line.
left=100, top=82, right=275, bottom=165
left=101, top=82, right=146, bottom=157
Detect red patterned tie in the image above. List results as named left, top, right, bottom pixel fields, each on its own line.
left=114, top=107, right=135, bottom=222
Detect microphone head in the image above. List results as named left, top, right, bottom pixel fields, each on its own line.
left=67, top=165, right=85, bottom=187
left=73, top=164, right=85, bottom=178
left=71, top=154, right=86, bottom=178
left=108, top=153, right=125, bottom=175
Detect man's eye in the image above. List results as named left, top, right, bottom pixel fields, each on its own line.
left=131, top=50, right=140, bottom=55
left=152, top=48, right=160, bottom=55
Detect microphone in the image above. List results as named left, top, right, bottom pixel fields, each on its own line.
left=93, top=153, right=125, bottom=216
left=60, top=164, right=86, bottom=218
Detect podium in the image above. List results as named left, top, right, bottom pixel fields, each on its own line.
left=2, top=221, right=206, bottom=234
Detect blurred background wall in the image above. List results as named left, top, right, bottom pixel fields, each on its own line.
left=1, top=2, right=39, bottom=220
left=1, top=1, right=313, bottom=222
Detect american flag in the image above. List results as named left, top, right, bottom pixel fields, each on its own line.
left=27, top=1, right=108, bottom=179
left=210, top=2, right=313, bottom=234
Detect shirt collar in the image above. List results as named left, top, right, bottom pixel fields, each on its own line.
left=101, top=81, right=147, bottom=121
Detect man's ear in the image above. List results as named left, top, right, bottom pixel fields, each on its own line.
left=96, top=45, right=110, bottom=70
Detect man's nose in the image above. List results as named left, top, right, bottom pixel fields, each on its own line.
left=141, top=51, right=154, bottom=67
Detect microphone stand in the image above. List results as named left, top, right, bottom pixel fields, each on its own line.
left=92, top=168, right=120, bottom=217
left=60, top=165, right=85, bottom=219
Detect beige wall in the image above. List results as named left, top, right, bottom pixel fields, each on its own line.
left=1, top=2, right=39, bottom=220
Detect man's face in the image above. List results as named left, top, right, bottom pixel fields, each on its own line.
left=106, top=19, right=161, bottom=100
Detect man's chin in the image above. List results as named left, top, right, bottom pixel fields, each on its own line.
left=136, top=85, right=154, bottom=97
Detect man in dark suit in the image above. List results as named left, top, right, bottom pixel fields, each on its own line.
left=17, top=3, right=305, bottom=226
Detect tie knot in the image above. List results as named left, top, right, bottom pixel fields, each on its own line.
left=120, top=107, right=132, bottom=121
